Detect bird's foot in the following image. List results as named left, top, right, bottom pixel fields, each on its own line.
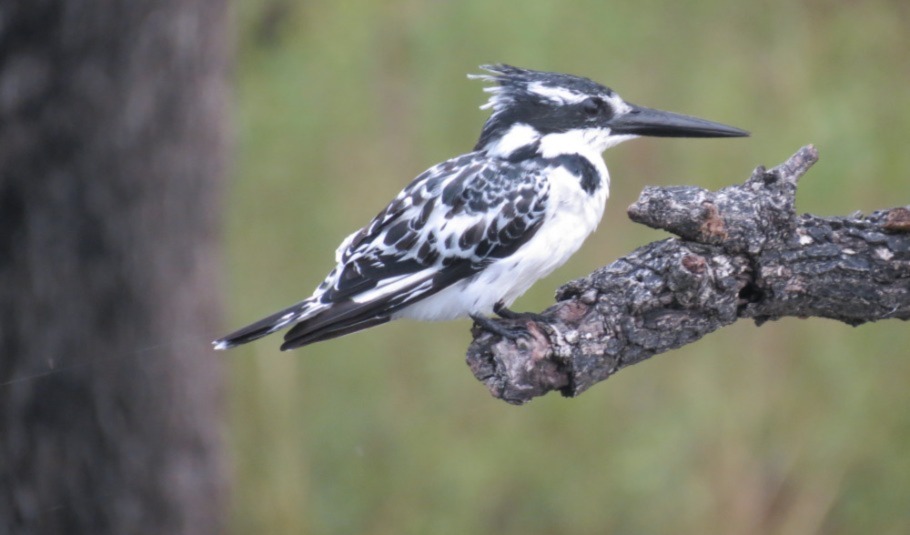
left=493, top=302, right=549, bottom=323
left=470, top=313, right=533, bottom=341
left=471, top=303, right=550, bottom=340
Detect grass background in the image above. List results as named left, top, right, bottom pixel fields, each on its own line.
left=223, top=1, right=910, bottom=533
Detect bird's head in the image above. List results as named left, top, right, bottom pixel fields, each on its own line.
left=471, top=64, right=748, bottom=159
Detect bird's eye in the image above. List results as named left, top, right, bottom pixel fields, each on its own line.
left=582, top=98, right=603, bottom=117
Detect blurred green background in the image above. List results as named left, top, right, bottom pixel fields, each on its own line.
left=223, top=1, right=910, bottom=533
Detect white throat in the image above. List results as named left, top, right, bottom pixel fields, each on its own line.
left=538, top=128, right=636, bottom=158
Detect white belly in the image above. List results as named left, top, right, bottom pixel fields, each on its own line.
left=396, top=162, right=609, bottom=321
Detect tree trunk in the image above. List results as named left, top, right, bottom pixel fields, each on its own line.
left=0, top=1, right=229, bottom=533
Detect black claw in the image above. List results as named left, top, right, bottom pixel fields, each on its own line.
left=470, top=313, right=531, bottom=340
left=493, top=302, right=548, bottom=323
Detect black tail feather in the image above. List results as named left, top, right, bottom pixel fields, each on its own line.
left=216, top=262, right=475, bottom=351
left=281, top=314, right=390, bottom=350
left=212, top=300, right=313, bottom=350
left=279, top=298, right=395, bottom=350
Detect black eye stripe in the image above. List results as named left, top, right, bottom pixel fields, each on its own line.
left=475, top=93, right=617, bottom=147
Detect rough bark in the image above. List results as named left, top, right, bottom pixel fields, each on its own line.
left=0, top=1, right=229, bottom=533
left=466, top=146, right=910, bottom=405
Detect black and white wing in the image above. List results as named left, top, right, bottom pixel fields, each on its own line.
left=273, top=152, right=550, bottom=349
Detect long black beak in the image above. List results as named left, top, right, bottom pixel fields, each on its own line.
left=609, top=103, right=749, bottom=138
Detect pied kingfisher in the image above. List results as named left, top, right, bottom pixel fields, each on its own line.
left=214, top=65, right=747, bottom=351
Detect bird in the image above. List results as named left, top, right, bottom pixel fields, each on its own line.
left=213, top=64, right=748, bottom=351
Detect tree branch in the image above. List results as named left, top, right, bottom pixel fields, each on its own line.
left=465, top=146, right=910, bottom=405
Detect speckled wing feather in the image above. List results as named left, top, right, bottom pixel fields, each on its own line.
left=280, top=152, right=550, bottom=349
